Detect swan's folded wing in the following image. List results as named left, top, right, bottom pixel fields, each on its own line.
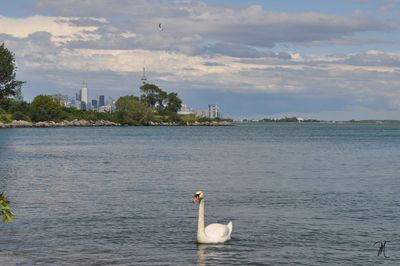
left=205, top=223, right=230, bottom=241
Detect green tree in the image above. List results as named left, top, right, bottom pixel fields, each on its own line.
left=0, top=193, right=14, bottom=224
left=115, top=95, right=154, bottom=125
left=31, top=95, right=64, bottom=122
left=0, top=97, right=32, bottom=121
left=165, top=92, right=182, bottom=114
left=0, top=107, right=12, bottom=123
left=0, top=43, right=25, bottom=100
left=140, top=83, right=167, bottom=108
left=139, top=83, right=182, bottom=118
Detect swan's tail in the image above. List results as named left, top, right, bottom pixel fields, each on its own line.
left=227, top=221, right=233, bottom=237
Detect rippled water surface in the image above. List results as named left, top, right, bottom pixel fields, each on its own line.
left=0, top=124, right=400, bottom=265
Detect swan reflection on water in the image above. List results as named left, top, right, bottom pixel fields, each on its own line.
left=197, top=244, right=233, bottom=266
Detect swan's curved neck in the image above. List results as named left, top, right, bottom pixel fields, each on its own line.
left=197, top=199, right=206, bottom=240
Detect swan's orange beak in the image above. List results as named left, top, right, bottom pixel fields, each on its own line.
left=193, top=194, right=199, bottom=203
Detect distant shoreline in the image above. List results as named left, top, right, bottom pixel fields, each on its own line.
left=0, top=119, right=234, bottom=128
left=240, top=120, right=400, bottom=124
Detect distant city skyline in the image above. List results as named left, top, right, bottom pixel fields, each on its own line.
left=1, top=0, right=400, bottom=120
left=54, top=84, right=221, bottom=118
left=56, top=86, right=113, bottom=112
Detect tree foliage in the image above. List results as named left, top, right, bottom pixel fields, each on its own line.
left=63, top=107, right=115, bottom=121
left=115, top=95, right=154, bottom=125
left=140, top=83, right=167, bottom=108
left=0, top=97, right=31, bottom=121
left=31, top=95, right=64, bottom=122
left=0, top=107, right=12, bottom=123
left=0, top=43, right=25, bottom=100
left=0, top=193, right=14, bottom=224
left=139, top=83, right=182, bottom=118
left=165, top=92, right=182, bottom=114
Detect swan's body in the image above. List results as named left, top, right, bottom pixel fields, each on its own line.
left=194, top=191, right=232, bottom=244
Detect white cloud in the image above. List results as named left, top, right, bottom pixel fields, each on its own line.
left=9, top=32, right=400, bottom=98
left=0, top=15, right=103, bottom=43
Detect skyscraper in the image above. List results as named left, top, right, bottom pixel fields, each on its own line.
left=98, top=95, right=105, bottom=108
left=91, top=99, right=98, bottom=110
left=80, top=87, right=88, bottom=110
left=208, top=104, right=220, bottom=119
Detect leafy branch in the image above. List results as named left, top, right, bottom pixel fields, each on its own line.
left=0, top=192, right=14, bottom=224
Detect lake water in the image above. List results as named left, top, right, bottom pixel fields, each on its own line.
left=0, top=124, right=399, bottom=265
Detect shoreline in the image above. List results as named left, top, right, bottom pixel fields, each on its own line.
left=0, top=119, right=233, bottom=128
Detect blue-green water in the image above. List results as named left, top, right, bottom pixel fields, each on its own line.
left=0, top=124, right=399, bottom=265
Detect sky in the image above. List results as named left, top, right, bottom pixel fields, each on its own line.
left=1, top=0, right=400, bottom=120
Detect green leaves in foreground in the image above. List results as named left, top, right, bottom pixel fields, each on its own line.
left=0, top=192, right=14, bottom=224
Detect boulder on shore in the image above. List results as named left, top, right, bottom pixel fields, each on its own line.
left=10, top=120, right=33, bottom=128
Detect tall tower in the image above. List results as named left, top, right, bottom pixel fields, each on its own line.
left=141, top=67, right=147, bottom=85
left=80, top=84, right=88, bottom=110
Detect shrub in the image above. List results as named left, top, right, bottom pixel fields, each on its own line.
left=0, top=108, right=12, bottom=123
left=12, top=111, right=30, bottom=121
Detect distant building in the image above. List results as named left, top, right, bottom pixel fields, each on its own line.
left=75, top=100, right=82, bottom=110
left=178, top=103, right=194, bottom=115
left=86, top=101, right=92, bottom=110
left=66, top=96, right=75, bottom=108
left=208, top=104, right=221, bottom=119
left=194, top=109, right=208, bottom=118
left=99, top=105, right=112, bottom=112
left=105, top=96, right=113, bottom=107
left=91, top=99, right=98, bottom=110
left=98, top=96, right=115, bottom=112
left=98, top=95, right=105, bottom=108
left=52, top=94, right=68, bottom=106
left=80, top=87, right=88, bottom=110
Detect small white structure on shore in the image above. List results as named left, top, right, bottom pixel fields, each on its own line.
left=178, top=103, right=222, bottom=118
left=178, top=103, right=194, bottom=115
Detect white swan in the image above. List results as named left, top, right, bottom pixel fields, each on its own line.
left=193, top=191, right=232, bottom=244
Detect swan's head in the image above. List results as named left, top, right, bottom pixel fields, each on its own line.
left=193, top=191, right=204, bottom=203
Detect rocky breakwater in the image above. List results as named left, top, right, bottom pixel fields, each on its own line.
left=0, top=120, right=233, bottom=128
left=0, top=119, right=120, bottom=128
